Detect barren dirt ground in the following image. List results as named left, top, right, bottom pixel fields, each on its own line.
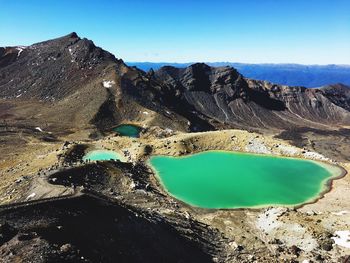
left=1, top=116, right=350, bottom=262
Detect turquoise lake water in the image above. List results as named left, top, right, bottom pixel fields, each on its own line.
left=83, top=150, right=122, bottom=161
left=149, top=151, right=342, bottom=209
left=113, top=124, right=142, bottom=138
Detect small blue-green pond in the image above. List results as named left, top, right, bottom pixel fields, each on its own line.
left=83, top=150, right=122, bottom=161
left=149, top=151, right=344, bottom=209
left=113, top=124, right=142, bottom=138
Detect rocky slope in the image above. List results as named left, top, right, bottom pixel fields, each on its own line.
left=0, top=194, right=214, bottom=263
left=0, top=32, right=121, bottom=101
left=1, top=33, right=350, bottom=135
left=0, top=32, right=129, bottom=132
left=321, top=83, right=350, bottom=111
left=1, top=33, right=350, bottom=262
left=142, top=63, right=350, bottom=130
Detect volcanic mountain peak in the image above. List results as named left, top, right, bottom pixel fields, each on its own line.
left=1, top=32, right=81, bottom=64
left=28, top=32, right=119, bottom=68
left=154, top=62, right=246, bottom=97
left=145, top=60, right=350, bottom=130
left=0, top=32, right=123, bottom=102
left=68, top=31, right=78, bottom=38
left=1, top=33, right=350, bottom=133
left=33, top=31, right=80, bottom=46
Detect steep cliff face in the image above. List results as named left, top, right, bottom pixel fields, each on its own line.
left=321, top=83, right=350, bottom=111
left=243, top=79, right=350, bottom=128
left=143, top=64, right=350, bottom=130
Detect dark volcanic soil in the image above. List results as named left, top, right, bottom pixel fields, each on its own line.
left=0, top=194, right=213, bottom=263
left=276, top=127, right=350, bottom=162
left=0, top=160, right=228, bottom=262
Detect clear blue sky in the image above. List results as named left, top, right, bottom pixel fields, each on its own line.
left=0, top=0, right=349, bottom=64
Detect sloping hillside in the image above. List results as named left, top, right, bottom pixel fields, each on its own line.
left=1, top=33, right=350, bottom=135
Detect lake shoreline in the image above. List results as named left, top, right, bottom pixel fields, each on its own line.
left=147, top=150, right=347, bottom=210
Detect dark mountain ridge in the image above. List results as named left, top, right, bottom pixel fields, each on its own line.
left=0, top=33, right=131, bottom=131
left=1, top=33, right=350, bottom=133
left=127, top=62, right=350, bottom=88
left=0, top=32, right=120, bottom=101
left=127, top=63, right=350, bottom=130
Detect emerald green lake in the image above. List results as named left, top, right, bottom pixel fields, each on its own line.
left=113, top=124, right=142, bottom=138
left=83, top=150, right=122, bottom=161
left=149, top=151, right=342, bottom=209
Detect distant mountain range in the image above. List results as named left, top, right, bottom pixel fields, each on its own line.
left=127, top=62, right=350, bottom=88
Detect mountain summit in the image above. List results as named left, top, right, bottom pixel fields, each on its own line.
left=1, top=33, right=350, bottom=133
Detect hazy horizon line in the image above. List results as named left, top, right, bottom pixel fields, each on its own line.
left=126, top=61, right=350, bottom=67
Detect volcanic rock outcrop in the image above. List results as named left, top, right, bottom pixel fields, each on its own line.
left=139, top=64, right=350, bottom=130
left=1, top=32, right=350, bottom=133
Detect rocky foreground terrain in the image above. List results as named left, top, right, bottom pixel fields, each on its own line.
left=1, top=33, right=350, bottom=262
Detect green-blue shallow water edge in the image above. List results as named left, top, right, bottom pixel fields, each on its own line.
left=113, top=124, right=142, bottom=138
left=149, top=151, right=343, bottom=209
left=83, top=150, right=122, bottom=162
